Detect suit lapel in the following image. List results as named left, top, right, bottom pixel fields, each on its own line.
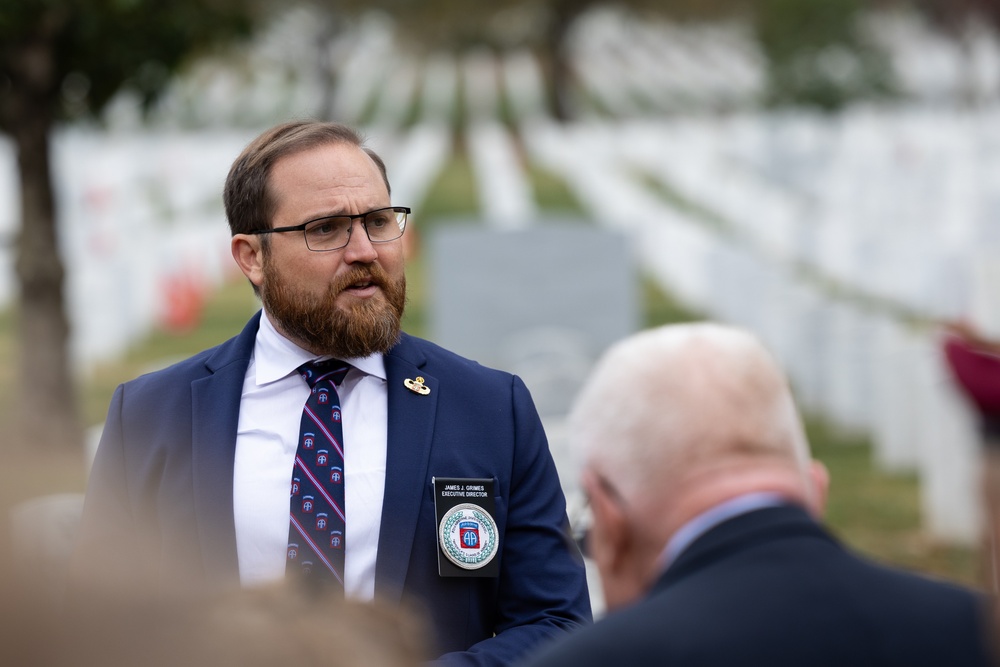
left=190, top=311, right=261, bottom=586
left=375, top=334, right=438, bottom=602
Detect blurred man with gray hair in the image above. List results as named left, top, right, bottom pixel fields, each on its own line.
left=522, top=323, right=994, bottom=667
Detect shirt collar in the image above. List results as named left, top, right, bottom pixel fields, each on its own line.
left=254, top=310, right=387, bottom=385
left=660, top=492, right=789, bottom=571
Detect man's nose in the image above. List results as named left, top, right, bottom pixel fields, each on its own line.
left=342, top=219, right=378, bottom=263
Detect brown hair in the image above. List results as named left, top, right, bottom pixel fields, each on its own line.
left=223, top=120, right=391, bottom=238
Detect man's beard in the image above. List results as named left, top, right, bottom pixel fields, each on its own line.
left=260, top=253, right=406, bottom=359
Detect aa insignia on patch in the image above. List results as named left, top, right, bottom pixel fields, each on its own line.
left=438, top=503, right=499, bottom=571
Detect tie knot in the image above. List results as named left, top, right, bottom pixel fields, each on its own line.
left=298, top=359, right=350, bottom=389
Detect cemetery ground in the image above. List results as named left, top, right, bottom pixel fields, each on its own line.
left=0, top=262, right=983, bottom=589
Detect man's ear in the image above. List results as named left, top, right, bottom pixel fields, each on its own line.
left=585, top=471, right=631, bottom=574
left=582, top=469, right=653, bottom=611
left=232, top=234, right=264, bottom=288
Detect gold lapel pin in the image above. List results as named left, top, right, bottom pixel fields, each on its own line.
left=404, top=376, right=431, bottom=396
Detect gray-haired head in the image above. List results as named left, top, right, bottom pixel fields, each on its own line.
left=568, top=322, right=815, bottom=513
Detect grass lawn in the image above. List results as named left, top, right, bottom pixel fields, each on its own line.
left=807, top=420, right=982, bottom=586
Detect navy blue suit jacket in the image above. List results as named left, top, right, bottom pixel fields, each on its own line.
left=75, top=312, right=591, bottom=666
left=521, top=505, right=993, bottom=667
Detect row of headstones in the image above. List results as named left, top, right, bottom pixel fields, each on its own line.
left=570, top=8, right=764, bottom=116
left=0, top=131, right=236, bottom=358
left=126, top=4, right=1000, bottom=136
left=523, top=117, right=985, bottom=544
left=341, top=9, right=993, bottom=124
left=617, top=109, right=1000, bottom=324
left=876, top=10, right=1000, bottom=103
left=50, top=128, right=251, bottom=373
left=572, top=8, right=1000, bottom=112
left=131, top=6, right=1000, bottom=134
left=476, top=104, right=1000, bottom=327
left=217, top=9, right=764, bottom=128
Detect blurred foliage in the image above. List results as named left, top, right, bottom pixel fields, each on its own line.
left=753, top=0, right=896, bottom=110
left=0, top=0, right=258, bottom=126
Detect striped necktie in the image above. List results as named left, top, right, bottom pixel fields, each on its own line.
left=286, top=359, right=350, bottom=590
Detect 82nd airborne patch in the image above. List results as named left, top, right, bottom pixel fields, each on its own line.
left=433, top=477, right=500, bottom=577
left=438, top=503, right=499, bottom=571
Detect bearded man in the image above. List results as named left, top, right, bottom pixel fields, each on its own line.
left=74, top=121, right=591, bottom=667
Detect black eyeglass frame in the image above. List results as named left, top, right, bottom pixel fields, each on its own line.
left=247, top=206, right=411, bottom=252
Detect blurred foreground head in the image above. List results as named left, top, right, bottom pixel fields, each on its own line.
left=568, top=322, right=828, bottom=610
left=2, top=578, right=429, bottom=667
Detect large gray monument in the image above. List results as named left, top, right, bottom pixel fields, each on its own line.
left=429, top=222, right=638, bottom=419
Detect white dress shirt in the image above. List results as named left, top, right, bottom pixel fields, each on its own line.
left=233, top=311, right=387, bottom=600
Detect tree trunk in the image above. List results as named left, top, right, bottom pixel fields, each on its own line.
left=541, top=0, right=593, bottom=123
left=541, top=14, right=574, bottom=122
left=14, top=111, right=81, bottom=454
left=314, top=14, right=341, bottom=121
left=6, top=35, right=82, bottom=454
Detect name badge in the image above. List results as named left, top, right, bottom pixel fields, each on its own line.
left=433, top=477, right=500, bottom=577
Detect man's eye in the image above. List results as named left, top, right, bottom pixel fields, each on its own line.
left=310, top=220, right=341, bottom=236
left=367, top=213, right=390, bottom=229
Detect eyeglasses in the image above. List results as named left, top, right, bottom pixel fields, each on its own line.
left=248, top=206, right=410, bottom=252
